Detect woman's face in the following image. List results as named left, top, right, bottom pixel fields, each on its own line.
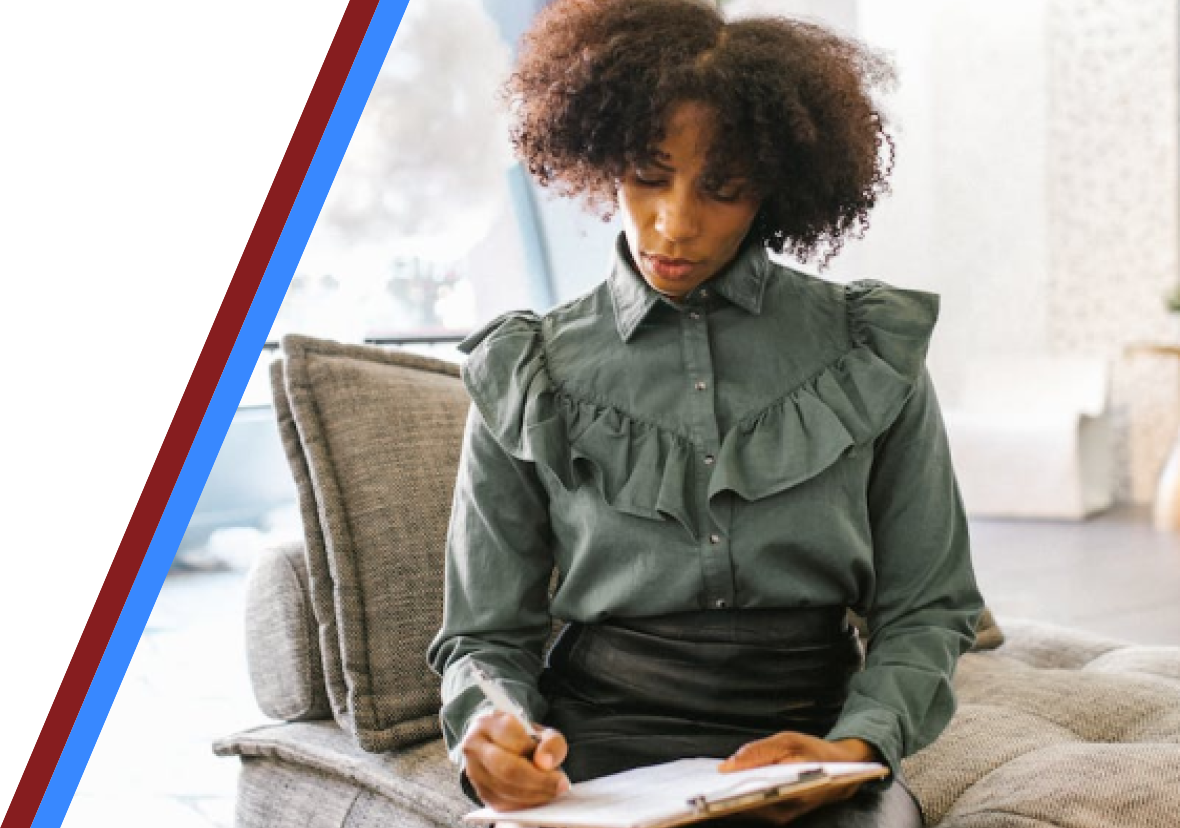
left=617, top=100, right=763, bottom=299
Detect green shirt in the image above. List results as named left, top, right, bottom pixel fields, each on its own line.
left=427, top=232, right=984, bottom=780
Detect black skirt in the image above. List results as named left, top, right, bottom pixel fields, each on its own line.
left=537, top=607, right=862, bottom=782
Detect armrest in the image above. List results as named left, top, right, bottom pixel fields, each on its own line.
left=244, top=540, right=332, bottom=722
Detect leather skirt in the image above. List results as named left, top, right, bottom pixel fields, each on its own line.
left=538, top=607, right=862, bottom=782
left=534, top=607, right=922, bottom=827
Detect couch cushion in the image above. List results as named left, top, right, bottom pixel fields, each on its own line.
left=236, top=758, right=452, bottom=828
left=277, top=334, right=468, bottom=751
left=901, top=620, right=1180, bottom=827
left=215, top=721, right=469, bottom=826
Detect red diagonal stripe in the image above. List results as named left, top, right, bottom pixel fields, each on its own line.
left=2, top=2, right=380, bottom=825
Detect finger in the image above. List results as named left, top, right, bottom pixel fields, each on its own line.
left=719, top=733, right=808, bottom=772
left=718, top=737, right=779, bottom=771
left=467, top=759, right=564, bottom=812
left=531, top=728, right=569, bottom=771
left=479, top=764, right=569, bottom=812
left=467, top=738, right=570, bottom=807
left=460, top=726, right=566, bottom=811
left=482, top=712, right=543, bottom=757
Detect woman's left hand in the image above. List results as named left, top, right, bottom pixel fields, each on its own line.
left=716, top=733, right=879, bottom=825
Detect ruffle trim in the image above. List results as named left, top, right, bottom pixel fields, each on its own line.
left=458, top=282, right=939, bottom=541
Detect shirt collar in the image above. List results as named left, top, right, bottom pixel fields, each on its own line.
left=606, top=231, right=771, bottom=343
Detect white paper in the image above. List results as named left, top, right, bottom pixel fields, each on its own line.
left=464, top=759, right=885, bottom=828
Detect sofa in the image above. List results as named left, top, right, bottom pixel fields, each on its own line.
left=213, top=334, right=1180, bottom=827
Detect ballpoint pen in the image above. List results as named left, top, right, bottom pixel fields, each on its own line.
left=470, top=663, right=542, bottom=745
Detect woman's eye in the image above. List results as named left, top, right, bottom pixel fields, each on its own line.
left=702, top=176, right=747, bottom=202
left=709, top=185, right=744, bottom=203
left=634, top=171, right=666, bottom=187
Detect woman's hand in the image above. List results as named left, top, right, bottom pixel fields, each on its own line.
left=716, top=733, right=879, bottom=825
left=461, top=712, right=571, bottom=812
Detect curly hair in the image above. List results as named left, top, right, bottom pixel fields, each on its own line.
left=502, top=0, right=896, bottom=264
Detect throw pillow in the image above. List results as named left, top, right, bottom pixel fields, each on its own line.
left=278, top=334, right=468, bottom=751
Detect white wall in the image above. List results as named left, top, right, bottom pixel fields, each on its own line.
left=819, top=0, right=1178, bottom=504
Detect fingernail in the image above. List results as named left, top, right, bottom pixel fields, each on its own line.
left=559, top=776, right=572, bottom=794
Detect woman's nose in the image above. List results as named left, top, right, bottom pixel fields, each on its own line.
left=654, top=191, right=701, bottom=242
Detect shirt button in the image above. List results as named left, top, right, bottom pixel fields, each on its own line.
left=709, top=533, right=721, bottom=545
left=699, top=289, right=710, bottom=298
left=689, top=311, right=701, bottom=321
left=714, top=598, right=728, bottom=609
left=694, top=381, right=707, bottom=391
left=704, top=454, right=715, bottom=465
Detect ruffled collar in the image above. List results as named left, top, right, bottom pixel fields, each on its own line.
left=606, top=231, right=772, bottom=343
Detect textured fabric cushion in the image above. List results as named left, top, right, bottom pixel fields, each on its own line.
left=271, top=358, right=352, bottom=726
left=901, top=620, right=1180, bottom=827
left=214, top=721, right=468, bottom=826
left=244, top=540, right=331, bottom=722
left=236, top=758, right=451, bottom=828
left=235, top=757, right=370, bottom=828
left=277, top=334, right=467, bottom=751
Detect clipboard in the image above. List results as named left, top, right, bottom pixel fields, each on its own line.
left=463, top=758, right=889, bottom=828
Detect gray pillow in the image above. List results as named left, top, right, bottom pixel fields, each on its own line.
left=277, top=334, right=467, bottom=751
left=271, top=359, right=351, bottom=727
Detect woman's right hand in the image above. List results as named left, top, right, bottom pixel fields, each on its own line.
left=461, top=712, right=571, bottom=812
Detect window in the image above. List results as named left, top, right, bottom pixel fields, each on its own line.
left=267, top=0, right=558, bottom=362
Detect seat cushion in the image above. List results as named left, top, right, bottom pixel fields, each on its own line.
left=215, top=721, right=469, bottom=826
left=275, top=334, right=469, bottom=751
left=900, top=620, right=1180, bottom=827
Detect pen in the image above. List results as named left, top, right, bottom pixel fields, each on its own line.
left=470, top=663, right=542, bottom=745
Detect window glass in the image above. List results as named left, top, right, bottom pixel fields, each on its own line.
left=268, top=0, right=542, bottom=353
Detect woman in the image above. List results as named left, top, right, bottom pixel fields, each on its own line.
left=427, top=1, right=983, bottom=824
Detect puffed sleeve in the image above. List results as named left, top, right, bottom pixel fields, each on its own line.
left=426, top=312, right=556, bottom=777
left=825, top=363, right=984, bottom=782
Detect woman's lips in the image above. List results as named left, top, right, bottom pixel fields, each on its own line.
left=643, top=253, right=697, bottom=281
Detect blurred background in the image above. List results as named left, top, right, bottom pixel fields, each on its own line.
left=67, top=1, right=1180, bottom=825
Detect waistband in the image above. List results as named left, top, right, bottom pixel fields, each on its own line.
left=542, top=606, right=862, bottom=730
left=601, top=606, right=850, bottom=646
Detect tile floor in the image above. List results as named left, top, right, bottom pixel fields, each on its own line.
left=62, top=504, right=1180, bottom=827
